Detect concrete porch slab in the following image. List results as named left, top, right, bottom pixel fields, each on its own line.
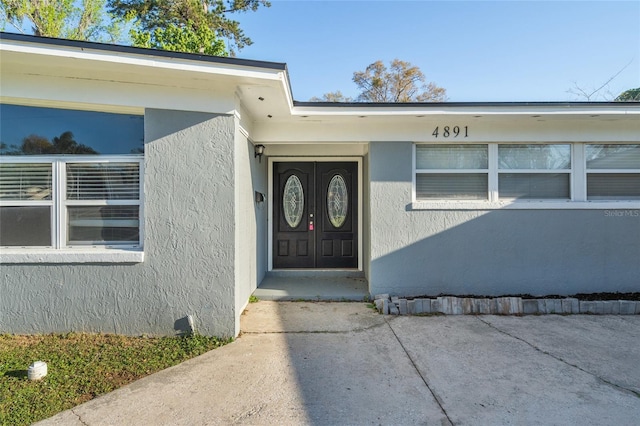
left=253, top=275, right=369, bottom=301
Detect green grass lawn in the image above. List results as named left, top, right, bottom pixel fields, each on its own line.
left=0, top=333, right=230, bottom=425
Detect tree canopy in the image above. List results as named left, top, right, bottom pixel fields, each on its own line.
left=615, top=87, right=640, bottom=102
left=309, top=91, right=353, bottom=103
left=0, top=0, right=269, bottom=55
left=353, top=59, right=446, bottom=102
left=108, top=0, right=270, bottom=54
left=1, top=0, right=119, bottom=42
left=312, top=59, right=446, bottom=103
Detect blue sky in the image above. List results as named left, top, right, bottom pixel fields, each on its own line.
left=235, top=0, right=640, bottom=101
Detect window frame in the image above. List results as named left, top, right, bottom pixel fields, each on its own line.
left=0, top=160, right=55, bottom=247
left=497, top=144, right=573, bottom=201
left=584, top=144, right=640, bottom=201
left=1, top=155, right=144, bottom=252
left=412, top=142, right=640, bottom=210
left=414, top=144, right=489, bottom=201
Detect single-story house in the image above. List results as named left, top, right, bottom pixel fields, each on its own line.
left=1, top=33, right=638, bottom=337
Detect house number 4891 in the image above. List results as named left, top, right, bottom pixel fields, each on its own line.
left=432, top=126, right=468, bottom=138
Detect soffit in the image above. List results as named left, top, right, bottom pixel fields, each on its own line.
left=0, top=40, right=292, bottom=118
left=2, top=35, right=639, bottom=136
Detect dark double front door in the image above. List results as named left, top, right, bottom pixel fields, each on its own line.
left=273, top=162, right=358, bottom=269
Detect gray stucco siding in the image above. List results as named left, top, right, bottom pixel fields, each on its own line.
left=1, top=109, right=238, bottom=337
left=234, top=128, right=268, bottom=336
left=368, top=142, right=640, bottom=297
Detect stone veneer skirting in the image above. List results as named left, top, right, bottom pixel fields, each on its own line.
left=374, top=295, right=640, bottom=316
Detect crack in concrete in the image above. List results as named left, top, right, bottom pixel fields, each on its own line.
left=71, top=409, right=90, bottom=426
left=475, top=316, right=640, bottom=399
left=384, top=317, right=455, bottom=426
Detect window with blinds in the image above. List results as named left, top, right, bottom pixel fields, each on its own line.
left=415, top=143, right=640, bottom=205
left=0, top=159, right=142, bottom=248
left=0, top=103, right=143, bottom=250
left=0, top=163, right=52, bottom=201
left=416, top=145, right=489, bottom=200
left=586, top=145, right=640, bottom=200
left=498, top=144, right=571, bottom=200
left=0, top=163, right=53, bottom=246
left=66, top=163, right=140, bottom=200
left=65, top=162, right=141, bottom=245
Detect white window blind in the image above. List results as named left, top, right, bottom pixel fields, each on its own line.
left=0, top=163, right=52, bottom=200
left=66, top=163, right=140, bottom=200
left=499, top=173, right=570, bottom=199
left=586, top=145, right=640, bottom=169
left=498, top=145, right=571, bottom=200
left=416, top=145, right=489, bottom=200
left=0, top=158, right=142, bottom=248
left=417, top=144, right=488, bottom=169
left=587, top=174, right=640, bottom=200
left=416, top=173, right=488, bottom=199
left=586, top=145, right=640, bottom=200
left=0, top=163, right=53, bottom=246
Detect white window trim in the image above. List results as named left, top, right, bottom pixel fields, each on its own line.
left=412, top=142, right=640, bottom=210
left=0, top=248, right=144, bottom=264
left=415, top=144, right=490, bottom=201
left=1, top=155, right=144, bottom=263
left=584, top=144, right=640, bottom=200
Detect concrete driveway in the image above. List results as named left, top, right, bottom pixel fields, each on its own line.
left=39, top=302, right=640, bottom=425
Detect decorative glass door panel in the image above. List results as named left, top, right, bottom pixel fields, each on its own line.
left=327, top=174, right=348, bottom=228
left=273, top=162, right=357, bottom=269
left=283, top=175, right=304, bottom=228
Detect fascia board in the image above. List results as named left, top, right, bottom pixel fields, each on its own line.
left=0, top=39, right=285, bottom=83
left=291, top=104, right=640, bottom=117
left=278, top=65, right=296, bottom=110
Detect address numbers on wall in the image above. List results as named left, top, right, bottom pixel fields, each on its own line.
left=432, top=126, right=469, bottom=138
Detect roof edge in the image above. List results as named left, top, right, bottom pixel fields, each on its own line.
left=294, top=101, right=640, bottom=108
left=0, top=31, right=287, bottom=72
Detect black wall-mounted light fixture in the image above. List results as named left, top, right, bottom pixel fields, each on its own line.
left=254, top=144, right=265, bottom=162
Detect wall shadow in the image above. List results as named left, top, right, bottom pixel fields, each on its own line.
left=371, top=208, right=640, bottom=297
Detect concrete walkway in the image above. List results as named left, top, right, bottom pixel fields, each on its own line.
left=38, top=302, right=640, bottom=425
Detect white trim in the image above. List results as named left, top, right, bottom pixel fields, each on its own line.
left=54, top=161, right=63, bottom=248
left=267, top=156, right=363, bottom=272
left=573, top=143, right=586, bottom=201
left=0, top=248, right=144, bottom=264
left=413, top=142, right=639, bottom=206
left=1, top=156, right=143, bottom=252
left=0, top=154, right=143, bottom=162
left=291, top=105, right=640, bottom=117
left=488, top=143, right=499, bottom=202
left=1, top=40, right=286, bottom=82
left=0, top=97, right=144, bottom=115
left=415, top=169, right=489, bottom=173
left=586, top=169, right=640, bottom=173
left=411, top=145, right=417, bottom=202
left=410, top=200, right=640, bottom=210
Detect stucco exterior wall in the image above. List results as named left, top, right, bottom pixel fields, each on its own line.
left=368, top=142, right=640, bottom=297
left=234, top=121, right=268, bottom=335
left=363, top=152, right=371, bottom=282
left=0, top=109, right=238, bottom=337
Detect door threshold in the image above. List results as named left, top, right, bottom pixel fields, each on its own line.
left=267, top=269, right=364, bottom=278
left=256, top=274, right=369, bottom=301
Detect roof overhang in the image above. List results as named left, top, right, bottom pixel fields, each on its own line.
left=0, top=32, right=295, bottom=118
left=1, top=32, right=639, bottom=143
